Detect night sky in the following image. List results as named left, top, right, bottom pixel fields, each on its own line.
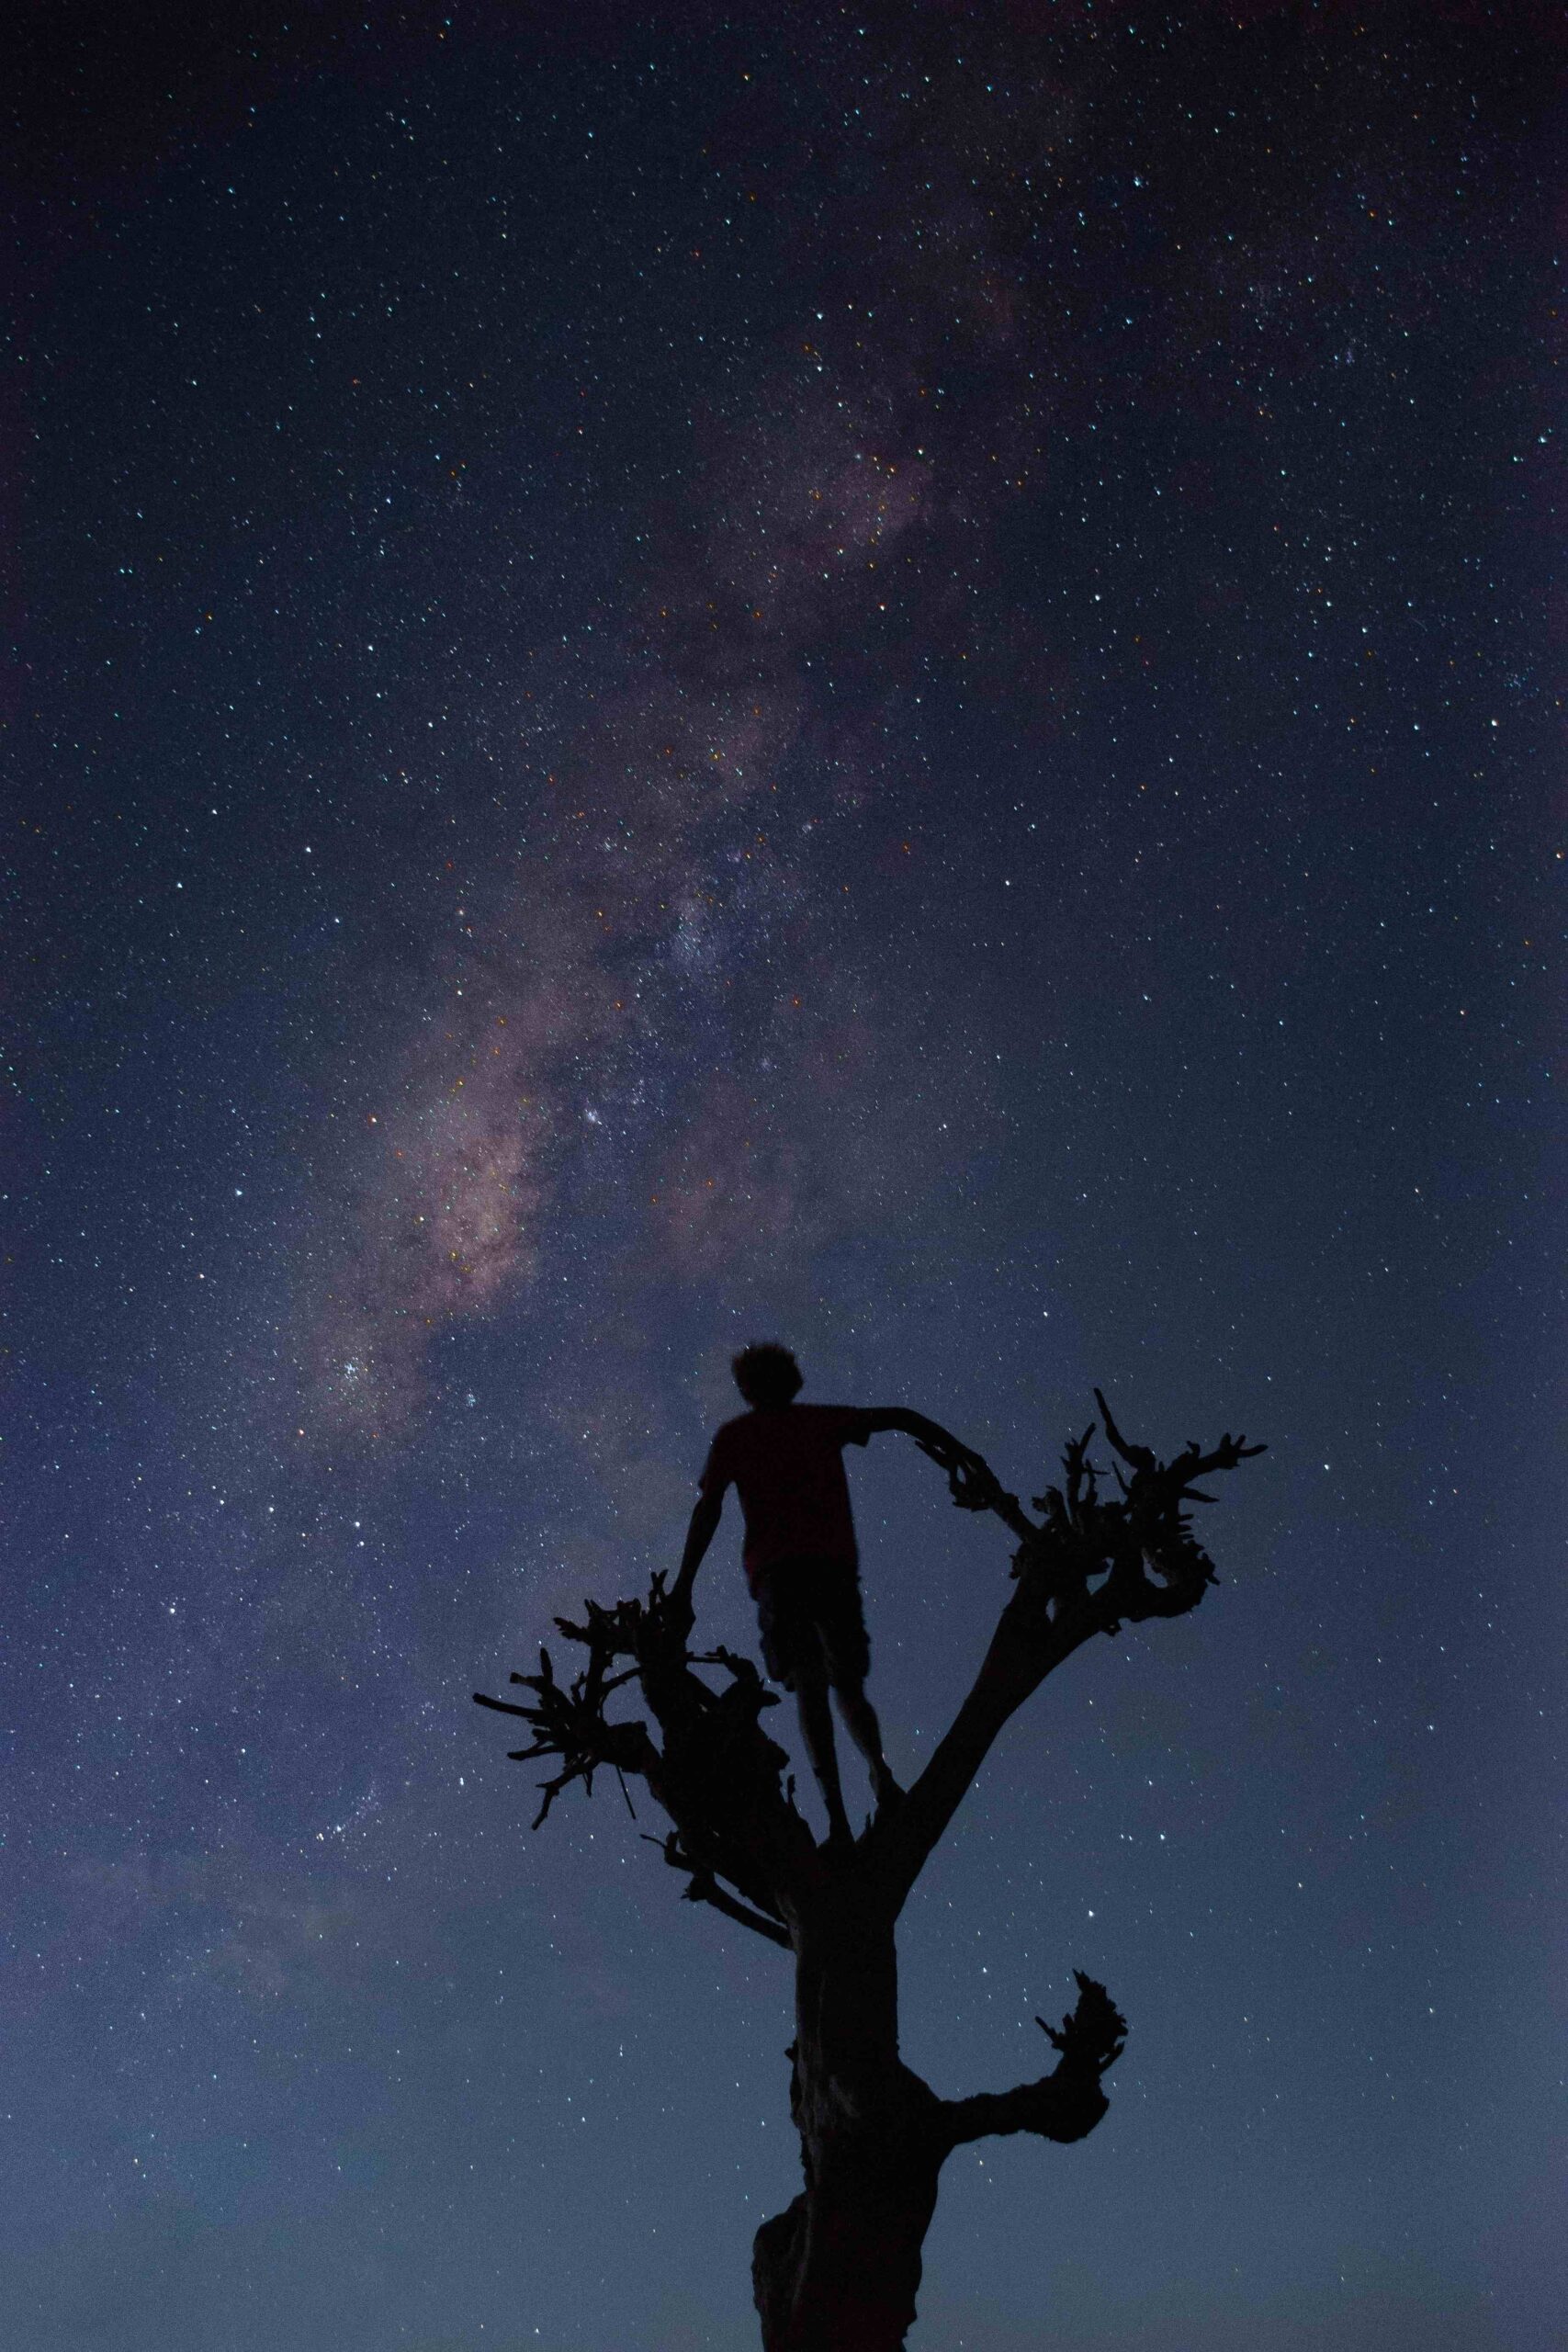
left=7, top=5, right=1563, bottom=2346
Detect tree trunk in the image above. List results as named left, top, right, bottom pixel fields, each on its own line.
left=753, top=1868, right=946, bottom=2352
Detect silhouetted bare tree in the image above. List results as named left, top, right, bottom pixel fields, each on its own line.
left=476, top=1390, right=1261, bottom=2351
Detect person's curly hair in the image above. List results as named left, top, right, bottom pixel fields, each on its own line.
left=731, top=1342, right=803, bottom=1407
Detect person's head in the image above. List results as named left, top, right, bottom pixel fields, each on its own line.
left=731, top=1342, right=803, bottom=1408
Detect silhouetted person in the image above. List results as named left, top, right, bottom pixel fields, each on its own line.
left=673, top=1342, right=982, bottom=1845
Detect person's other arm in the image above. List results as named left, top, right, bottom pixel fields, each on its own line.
left=671, top=1484, right=723, bottom=1614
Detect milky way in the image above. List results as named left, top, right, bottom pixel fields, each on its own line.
left=306, top=371, right=946, bottom=1432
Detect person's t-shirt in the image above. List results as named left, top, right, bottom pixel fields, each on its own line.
left=698, top=1404, right=874, bottom=1589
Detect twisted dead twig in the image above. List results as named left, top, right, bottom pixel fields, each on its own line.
left=1038, top=1970, right=1128, bottom=2076
left=917, top=1430, right=1036, bottom=1544
left=644, top=1830, right=792, bottom=1949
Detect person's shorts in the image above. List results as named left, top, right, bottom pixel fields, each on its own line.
left=753, top=1556, right=871, bottom=1690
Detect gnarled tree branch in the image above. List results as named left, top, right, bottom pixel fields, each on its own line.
left=475, top=1567, right=816, bottom=1921
left=879, top=1403, right=1263, bottom=1906
left=942, top=1973, right=1128, bottom=2150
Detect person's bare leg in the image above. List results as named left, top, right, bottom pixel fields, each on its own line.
left=795, top=1662, right=853, bottom=1844
left=834, top=1678, right=900, bottom=1806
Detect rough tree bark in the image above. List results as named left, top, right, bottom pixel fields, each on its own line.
left=476, top=1391, right=1261, bottom=2351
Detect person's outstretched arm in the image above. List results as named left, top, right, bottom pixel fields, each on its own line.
left=861, top=1405, right=980, bottom=1465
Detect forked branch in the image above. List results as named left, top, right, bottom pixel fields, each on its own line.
left=881, top=1398, right=1263, bottom=1902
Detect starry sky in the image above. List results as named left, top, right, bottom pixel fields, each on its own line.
left=6, top=4, right=1563, bottom=2346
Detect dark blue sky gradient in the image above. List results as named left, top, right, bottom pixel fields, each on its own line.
left=6, top=5, right=1563, bottom=2346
